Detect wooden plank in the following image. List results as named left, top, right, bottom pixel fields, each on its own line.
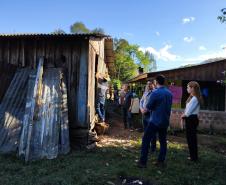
left=76, top=42, right=88, bottom=127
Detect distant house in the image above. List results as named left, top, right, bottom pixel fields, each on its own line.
left=0, top=33, right=114, bottom=152
left=129, top=59, right=226, bottom=133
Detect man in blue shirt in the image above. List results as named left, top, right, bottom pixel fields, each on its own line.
left=137, top=75, right=172, bottom=168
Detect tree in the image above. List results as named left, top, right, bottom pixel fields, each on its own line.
left=51, top=28, right=66, bottom=34
left=145, top=51, right=157, bottom=72
left=112, top=39, right=136, bottom=81
left=112, top=38, right=151, bottom=82
left=92, top=27, right=105, bottom=34
left=218, top=8, right=226, bottom=23
left=70, top=22, right=106, bottom=35
left=70, top=22, right=90, bottom=33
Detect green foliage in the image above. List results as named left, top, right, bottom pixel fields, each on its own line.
left=112, top=39, right=137, bottom=82
left=218, top=8, right=226, bottom=23
left=112, top=38, right=153, bottom=82
left=51, top=28, right=66, bottom=34
left=111, top=79, right=121, bottom=89
left=145, top=51, right=157, bottom=72
left=70, top=22, right=90, bottom=33
left=70, top=22, right=105, bottom=34
left=92, top=27, right=105, bottom=34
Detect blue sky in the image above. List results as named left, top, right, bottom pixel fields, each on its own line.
left=1, top=0, right=226, bottom=70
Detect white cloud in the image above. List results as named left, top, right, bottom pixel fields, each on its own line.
left=184, top=36, right=194, bottom=43
left=122, top=32, right=134, bottom=37
left=155, top=31, right=160, bottom=36
left=140, top=44, right=180, bottom=62
left=190, top=17, right=195, bottom=21
left=183, top=50, right=226, bottom=63
left=140, top=44, right=226, bottom=70
left=182, top=17, right=196, bottom=24
left=220, top=44, right=226, bottom=50
left=198, top=46, right=207, bottom=51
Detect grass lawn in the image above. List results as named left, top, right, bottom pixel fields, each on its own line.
left=0, top=131, right=226, bottom=185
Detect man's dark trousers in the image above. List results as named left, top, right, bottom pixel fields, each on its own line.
left=96, top=99, right=105, bottom=122
left=140, top=122, right=167, bottom=165
left=122, top=107, right=132, bottom=128
left=143, top=114, right=156, bottom=152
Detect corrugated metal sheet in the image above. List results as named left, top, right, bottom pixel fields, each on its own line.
left=19, top=66, right=70, bottom=161
left=128, top=58, right=226, bottom=82
left=0, top=60, right=70, bottom=161
left=0, top=68, right=31, bottom=153
left=0, top=33, right=110, bottom=38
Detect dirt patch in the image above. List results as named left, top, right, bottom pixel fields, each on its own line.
left=98, top=103, right=226, bottom=157
left=97, top=107, right=142, bottom=147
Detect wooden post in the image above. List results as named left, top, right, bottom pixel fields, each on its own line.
left=77, top=42, right=88, bottom=127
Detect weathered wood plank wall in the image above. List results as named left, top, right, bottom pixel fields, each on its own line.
left=88, top=39, right=109, bottom=130
left=0, top=37, right=87, bottom=129
left=0, top=35, right=113, bottom=148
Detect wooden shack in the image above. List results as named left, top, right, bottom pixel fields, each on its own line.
left=0, top=33, right=114, bottom=149
left=129, top=59, right=226, bottom=133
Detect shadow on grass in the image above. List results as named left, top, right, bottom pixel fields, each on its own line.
left=0, top=140, right=226, bottom=185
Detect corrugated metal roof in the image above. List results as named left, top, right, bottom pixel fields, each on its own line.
left=160, top=57, right=226, bottom=72
left=0, top=33, right=111, bottom=38
left=128, top=58, right=226, bottom=82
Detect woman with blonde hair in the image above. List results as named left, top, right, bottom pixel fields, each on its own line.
left=181, top=81, right=203, bottom=162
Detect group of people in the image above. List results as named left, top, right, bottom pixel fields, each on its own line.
left=95, top=72, right=203, bottom=168
left=137, top=75, right=202, bottom=168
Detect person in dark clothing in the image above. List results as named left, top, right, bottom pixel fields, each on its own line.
left=96, top=72, right=110, bottom=122
left=121, top=84, right=134, bottom=129
left=137, top=75, right=172, bottom=168
left=113, top=84, right=119, bottom=106
left=181, top=81, right=202, bottom=162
